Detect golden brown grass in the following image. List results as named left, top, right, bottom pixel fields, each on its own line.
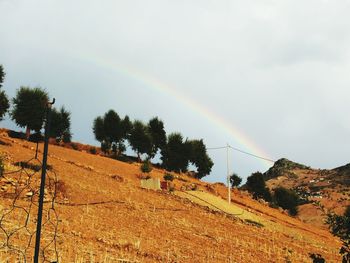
left=0, top=131, right=342, bottom=262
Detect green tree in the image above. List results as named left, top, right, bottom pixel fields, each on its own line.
left=121, top=115, right=132, bottom=139
left=230, top=173, right=242, bottom=187
left=93, top=116, right=105, bottom=142
left=245, top=172, right=271, bottom=201
left=0, top=65, right=5, bottom=87
left=140, top=160, right=153, bottom=174
left=188, top=139, right=213, bottom=179
left=11, top=87, right=49, bottom=138
left=161, top=133, right=190, bottom=173
left=50, top=106, right=72, bottom=142
left=129, top=120, right=152, bottom=160
left=147, top=117, right=167, bottom=158
left=103, top=110, right=123, bottom=155
left=0, top=65, right=9, bottom=120
left=92, top=110, right=127, bottom=155
left=273, top=187, right=299, bottom=216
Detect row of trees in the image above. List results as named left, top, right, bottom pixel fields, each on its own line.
left=0, top=66, right=72, bottom=142
left=93, top=110, right=214, bottom=179
left=2, top=64, right=213, bottom=178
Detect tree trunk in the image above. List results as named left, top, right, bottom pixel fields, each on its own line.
left=137, top=153, right=141, bottom=162
left=25, top=126, right=31, bottom=140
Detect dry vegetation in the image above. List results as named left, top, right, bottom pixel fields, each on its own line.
left=0, top=131, right=342, bottom=262
left=266, top=163, right=350, bottom=229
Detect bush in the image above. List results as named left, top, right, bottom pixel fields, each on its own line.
left=163, top=173, right=174, bottom=181
left=274, top=187, right=299, bottom=216
left=309, top=253, right=325, bottom=263
left=326, top=212, right=350, bottom=261
left=245, top=172, right=272, bottom=201
left=141, top=161, right=152, bottom=173
left=89, top=147, right=97, bottom=154
left=71, top=143, right=79, bottom=151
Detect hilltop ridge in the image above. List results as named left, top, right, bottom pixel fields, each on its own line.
left=265, top=158, right=350, bottom=229
left=263, top=158, right=311, bottom=180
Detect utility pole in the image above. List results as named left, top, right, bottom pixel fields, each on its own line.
left=34, top=99, right=55, bottom=263
left=227, top=143, right=231, bottom=204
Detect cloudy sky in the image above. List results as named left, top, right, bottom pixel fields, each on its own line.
left=1, top=0, right=350, bottom=183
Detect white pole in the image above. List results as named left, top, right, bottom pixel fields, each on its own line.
left=227, top=143, right=231, bottom=204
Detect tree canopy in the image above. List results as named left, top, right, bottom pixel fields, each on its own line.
left=161, top=133, right=190, bottom=173
left=188, top=139, right=214, bottom=179
left=92, top=110, right=213, bottom=179
left=147, top=117, right=166, bottom=158
left=245, top=172, right=271, bottom=201
left=273, top=187, right=299, bottom=216
left=230, top=173, right=242, bottom=187
left=50, top=106, right=72, bottom=142
left=0, top=65, right=9, bottom=121
left=129, top=120, right=152, bottom=160
left=11, top=86, right=49, bottom=138
left=92, top=110, right=130, bottom=155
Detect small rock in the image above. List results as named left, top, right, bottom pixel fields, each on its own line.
left=25, top=191, right=34, bottom=197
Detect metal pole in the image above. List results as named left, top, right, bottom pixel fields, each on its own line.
left=34, top=99, right=55, bottom=263
left=227, top=143, right=231, bottom=204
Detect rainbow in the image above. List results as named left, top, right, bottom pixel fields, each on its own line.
left=76, top=53, right=274, bottom=168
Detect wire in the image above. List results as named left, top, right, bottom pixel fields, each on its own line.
left=207, top=144, right=275, bottom=163
left=207, top=146, right=228, bottom=150
left=228, top=145, right=275, bottom=163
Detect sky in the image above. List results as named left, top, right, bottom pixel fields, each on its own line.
left=1, top=0, right=350, bottom=184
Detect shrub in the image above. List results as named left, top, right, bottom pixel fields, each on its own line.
left=140, top=161, right=152, bottom=173
left=71, top=143, right=79, bottom=151
left=55, top=180, right=68, bottom=198
left=163, top=173, right=174, bottom=181
left=274, top=187, right=299, bottom=216
left=309, top=253, right=325, bottom=263
left=89, top=147, right=97, bottom=154
left=245, top=172, right=272, bottom=201
left=326, top=212, right=350, bottom=261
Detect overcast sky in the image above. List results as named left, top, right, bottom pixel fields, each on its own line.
left=1, top=0, right=350, bottom=183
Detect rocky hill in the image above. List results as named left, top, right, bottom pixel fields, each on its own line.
left=265, top=158, right=350, bottom=229
left=0, top=131, right=342, bottom=262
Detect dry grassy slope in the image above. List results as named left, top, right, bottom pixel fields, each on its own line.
left=0, top=133, right=342, bottom=262
left=265, top=159, right=350, bottom=228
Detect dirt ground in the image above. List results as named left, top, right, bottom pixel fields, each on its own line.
left=0, top=131, right=342, bottom=262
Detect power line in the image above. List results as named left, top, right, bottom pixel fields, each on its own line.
left=207, top=144, right=275, bottom=163
left=228, top=145, right=275, bottom=163
left=207, top=146, right=228, bottom=150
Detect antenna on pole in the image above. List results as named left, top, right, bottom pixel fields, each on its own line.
left=227, top=143, right=231, bottom=204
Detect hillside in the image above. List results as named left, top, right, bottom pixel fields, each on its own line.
left=265, top=158, right=350, bottom=229
left=0, top=132, right=342, bottom=262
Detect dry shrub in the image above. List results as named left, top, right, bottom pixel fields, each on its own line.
left=55, top=180, right=68, bottom=198
left=111, top=174, right=124, bottom=182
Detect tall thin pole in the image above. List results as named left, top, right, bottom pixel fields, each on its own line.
left=34, top=99, right=55, bottom=263
left=227, top=143, right=231, bottom=204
